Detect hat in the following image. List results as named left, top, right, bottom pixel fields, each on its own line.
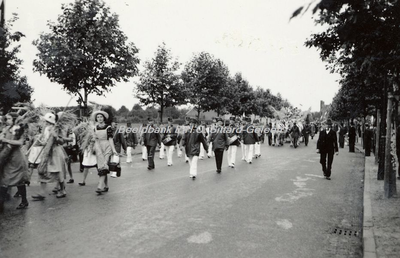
left=327, top=119, right=332, bottom=125
left=92, top=110, right=109, bottom=120
left=43, top=113, right=56, bottom=124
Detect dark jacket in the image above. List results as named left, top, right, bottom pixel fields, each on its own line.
left=302, top=124, right=311, bottom=135
left=317, top=129, right=339, bottom=153
left=242, top=124, right=259, bottom=144
left=182, top=129, right=209, bottom=157
left=210, top=126, right=229, bottom=151
left=227, top=124, right=241, bottom=146
left=143, top=126, right=161, bottom=147
left=162, top=125, right=177, bottom=146
left=112, top=126, right=127, bottom=153
left=125, top=128, right=138, bottom=148
left=348, top=126, right=356, bottom=140
left=290, top=125, right=301, bottom=137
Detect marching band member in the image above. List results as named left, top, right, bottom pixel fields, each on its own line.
left=254, top=119, right=262, bottom=158
left=181, top=118, right=209, bottom=179
left=227, top=116, right=241, bottom=168
left=210, top=117, right=229, bottom=173
left=125, top=122, right=138, bottom=163
left=207, top=117, right=217, bottom=158
left=162, top=117, right=177, bottom=166
left=242, top=117, right=259, bottom=164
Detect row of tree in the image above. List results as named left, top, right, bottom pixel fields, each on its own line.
left=292, top=0, right=400, bottom=197
left=135, top=43, right=291, bottom=122
left=1, top=0, right=291, bottom=121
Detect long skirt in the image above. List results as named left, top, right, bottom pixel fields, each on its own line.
left=95, top=140, right=112, bottom=176
left=38, top=146, right=68, bottom=183
left=0, top=146, right=29, bottom=187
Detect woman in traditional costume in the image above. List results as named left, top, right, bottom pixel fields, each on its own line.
left=91, top=111, right=118, bottom=194
left=0, top=112, right=30, bottom=212
left=32, top=112, right=69, bottom=200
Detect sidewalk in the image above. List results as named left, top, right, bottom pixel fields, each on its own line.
left=358, top=144, right=400, bottom=258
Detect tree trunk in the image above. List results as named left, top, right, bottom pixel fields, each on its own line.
left=160, top=105, right=164, bottom=123
left=378, top=87, right=387, bottom=180
left=375, top=109, right=380, bottom=164
left=384, top=92, right=396, bottom=198
left=83, top=88, right=88, bottom=118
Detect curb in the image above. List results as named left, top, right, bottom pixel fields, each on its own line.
left=355, top=144, right=378, bottom=258
left=363, top=156, right=377, bottom=258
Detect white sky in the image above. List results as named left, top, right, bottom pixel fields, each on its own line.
left=6, top=0, right=340, bottom=112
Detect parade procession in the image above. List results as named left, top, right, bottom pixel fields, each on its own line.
left=2, top=0, right=400, bottom=257
left=0, top=102, right=328, bottom=212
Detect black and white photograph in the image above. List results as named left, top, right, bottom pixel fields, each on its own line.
left=1, top=0, right=400, bottom=257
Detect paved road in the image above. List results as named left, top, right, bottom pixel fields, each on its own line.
left=0, top=138, right=364, bottom=258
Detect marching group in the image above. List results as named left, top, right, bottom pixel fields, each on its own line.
left=0, top=107, right=362, bottom=214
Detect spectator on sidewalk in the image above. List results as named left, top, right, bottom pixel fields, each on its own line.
left=348, top=122, right=356, bottom=152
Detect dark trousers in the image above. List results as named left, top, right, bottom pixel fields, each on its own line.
left=214, top=149, right=224, bottom=171
left=79, top=151, right=84, bottom=172
left=320, top=151, right=334, bottom=177
left=349, top=136, right=355, bottom=152
left=268, top=134, right=272, bottom=146
left=339, top=135, right=345, bottom=148
left=146, top=145, right=157, bottom=169
left=304, top=134, right=309, bottom=146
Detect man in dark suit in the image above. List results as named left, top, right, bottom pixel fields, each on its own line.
left=317, top=119, right=339, bottom=180
left=141, top=118, right=161, bottom=170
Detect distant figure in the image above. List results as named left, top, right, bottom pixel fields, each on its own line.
left=348, top=122, right=356, bottom=152
left=338, top=122, right=347, bottom=148
left=364, top=124, right=373, bottom=156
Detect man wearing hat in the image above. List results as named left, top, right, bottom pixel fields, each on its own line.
left=141, top=117, right=161, bottom=170
left=316, top=119, right=339, bottom=180
left=210, top=117, right=229, bottom=173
